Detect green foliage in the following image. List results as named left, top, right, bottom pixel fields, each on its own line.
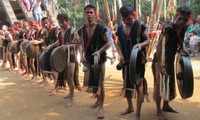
left=56, top=0, right=153, bottom=28
left=140, top=0, right=151, bottom=22
left=191, top=0, right=200, bottom=18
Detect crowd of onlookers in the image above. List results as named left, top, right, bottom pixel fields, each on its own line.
left=185, top=15, right=200, bottom=57
left=22, top=0, right=50, bottom=21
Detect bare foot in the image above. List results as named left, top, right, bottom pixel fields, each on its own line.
left=120, top=108, right=134, bottom=115
left=64, top=94, right=72, bottom=99
left=30, top=77, right=35, bottom=83
left=97, top=108, right=104, bottom=119
left=81, top=86, right=88, bottom=92
left=90, top=101, right=99, bottom=109
left=162, top=105, right=178, bottom=113
left=49, top=89, right=57, bottom=96
left=144, top=94, right=151, bottom=102
left=135, top=113, right=140, bottom=120
left=157, top=111, right=167, bottom=120
left=38, top=82, right=46, bottom=88
left=21, top=72, right=28, bottom=77
left=65, top=98, right=73, bottom=108
left=90, top=94, right=97, bottom=98
left=76, top=85, right=81, bottom=91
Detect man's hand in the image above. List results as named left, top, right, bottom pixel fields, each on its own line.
left=60, top=45, right=68, bottom=52
left=23, top=39, right=29, bottom=42
left=133, top=43, right=142, bottom=51
left=12, top=41, right=18, bottom=45
left=161, top=59, right=165, bottom=68
left=0, top=35, right=5, bottom=39
left=92, top=51, right=100, bottom=59
left=43, top=46, right=50, bottom=52
left=31, top=40, right=40, bottom=45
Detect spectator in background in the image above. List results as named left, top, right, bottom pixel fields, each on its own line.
left=194, top=15, right=200, bottom=37
left=190, top=30, right=200, bottom=57
left=23, top=0, right=31, bottom=11
left=31, top=0, right=43, bottom=21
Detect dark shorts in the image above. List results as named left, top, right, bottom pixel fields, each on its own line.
left=124, top=62, right=145, bottom=98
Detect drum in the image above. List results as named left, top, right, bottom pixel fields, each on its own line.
left=50, top=46, right=67, bottom=72
left=175, top=54, right=194, bottom=99
left=26, top=42, right=40, bottom=58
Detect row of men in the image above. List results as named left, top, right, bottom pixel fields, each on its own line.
left=0, top=4, right=192, bottom=120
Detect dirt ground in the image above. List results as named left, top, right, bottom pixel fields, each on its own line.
left=0, top=56, right=200, bottom=120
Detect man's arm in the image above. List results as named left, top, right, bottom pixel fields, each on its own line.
left=134, top=29, right=150, bottom=50
left=97, top=31, right=111, bottom=55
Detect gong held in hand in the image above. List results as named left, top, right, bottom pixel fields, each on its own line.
left=20, top=42, right=28, bottom=56
left=129, top=48, right=142, bottom=86
left=8, top=42, right=20, bottom=54
left=175, top=53, right=194, bottom=99
left=26, top=42, right=40, bottom=58
left=50, top=44, right=76, bottom=73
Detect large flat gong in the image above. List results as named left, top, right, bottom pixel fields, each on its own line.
left=9, top=43, right=19, bottom=54
left=39, top=51, right=51, bottom=71
left=26, top=42, right=40, bottom=58
left=7, top=42, right=12, bottom=52
left=93, top=55, right=99, bottom=80
left=50, top=46, right=67, bottom=73
left=20, top=42, right=28, bottom=56
left=129, top=48, right=141, bottom=85
left=175, top=54, right=193, bottom=99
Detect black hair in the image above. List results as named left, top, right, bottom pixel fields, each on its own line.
left=192, top=30, right=197, bottom=35
left=119, top=5, right=133, bottom=18
left=41, top=17, right=49, bottom=21
left=84, top=4, right=96, bottom=11
left=57, top=13, right=69, bottom=20
left=176, top=6, right=191, bottom=17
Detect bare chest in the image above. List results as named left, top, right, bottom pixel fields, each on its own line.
left=86, top=26, right=96, bottom=40
left=123, top=26, right=132, bottom=38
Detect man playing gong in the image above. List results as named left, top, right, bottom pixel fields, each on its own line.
left=40, top=17, right=60, bottom=88
left=152, top=6, right=191, bottom=119
left=76, top=4, right=111, bottom=119
left=46, top=13, right=77, bottom=107
left=114, top=5, right=150, bottom=120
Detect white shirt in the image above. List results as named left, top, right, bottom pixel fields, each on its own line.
left=190, top=35, right=200, bottom=45
left=33, top=1, right=42, bottom=13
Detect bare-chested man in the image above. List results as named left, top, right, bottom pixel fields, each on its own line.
left=115, top=5, right=150, bottom=120
left=0, top=25, right=13, bottom=69
left=40, top=17, right=60, bottom=88
left=76, top=4, right=111, bottom=119
left=152, top=6, right=191, bottom=120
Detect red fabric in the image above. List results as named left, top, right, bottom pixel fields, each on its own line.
left=96, top=12, right=102, bottom=21
left=133, top=12, right=137, bottom=19
left=8, top=27, right=15, bottom=32
left=84, top=7, right=96, bottom=12
left=62, top=38, right=64, bottom=45
left=148, top=32, right=156, bottom=40
left=112, top=34, right=117, bottom=42
left=23, top=22, right=29, bottom=26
